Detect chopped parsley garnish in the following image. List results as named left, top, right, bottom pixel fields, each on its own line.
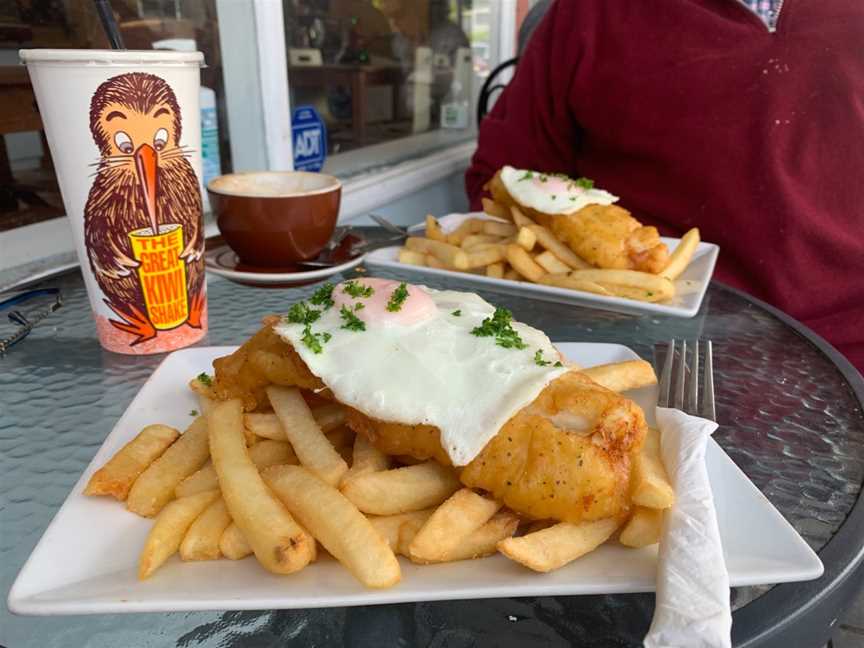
left=569, top=196, right=577, bottom=201
left=196, top=373, right=212, bottom=387
left=534, top=349, right=552, bottom=366
left=286, top=290, right=334, bottom=353
left=301, top=325, right=328, bottom=354
left=554, top=361, right=563, bottom=367
left=342, top=280, right=374, bottom=299
left=339, top=305, right=366, bottom=331
left=575, top=177, right=594, bottom=190
left=386, top=282, right=409, bottom=312
left=309, top=282, right=335, bottom=308
left=190, top=409, right=198, bottom=416
left=471, top=307, right=527, bottom=350
left=539, top=175, right=548, bottom=183
left=452, top=309, right=462, bottom=317
left=286, top=301, right=321, bottom=326
left=518, top=171, right=534, bottom=181
left=550, top=195, right=557, bottom=200
left=354, top=302, right=365, bottom=310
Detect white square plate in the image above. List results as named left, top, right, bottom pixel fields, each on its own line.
left=9, top=344, right=821, bottom=615
left=364, top=213, right=720, bottom=318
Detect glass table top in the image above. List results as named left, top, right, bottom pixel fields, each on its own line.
left=2, top=267, right=863, bottom=647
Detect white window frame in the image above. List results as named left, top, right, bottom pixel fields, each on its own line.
left=0, top=0, right=517, bottom=283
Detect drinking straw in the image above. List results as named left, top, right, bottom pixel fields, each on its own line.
left=94, top=0, right=126, bottom=50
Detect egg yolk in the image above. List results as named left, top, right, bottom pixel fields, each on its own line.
left=333, top=278, right=438, bottom=326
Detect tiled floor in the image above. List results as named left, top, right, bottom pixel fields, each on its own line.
left=829, top=582, right=864, bottom=647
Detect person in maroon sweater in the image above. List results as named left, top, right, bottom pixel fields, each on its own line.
left=466, top=0, right=864, bottom=374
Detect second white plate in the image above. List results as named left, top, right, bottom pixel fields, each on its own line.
left=365, top=213, right=720, bottom=318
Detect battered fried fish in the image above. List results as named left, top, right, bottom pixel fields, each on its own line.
left=348, top=371, right=646, bottom=523
left=549, top=204, right=669, bottom=274
left=487, top=169, right=669, bottom=273
left=212, top=325, right=647, bottom=524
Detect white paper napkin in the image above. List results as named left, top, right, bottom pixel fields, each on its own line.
left=643, top=407, right=731, bottom=648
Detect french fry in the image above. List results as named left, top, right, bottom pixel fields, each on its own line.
left=529, top=225, right=592, bottom=269
left=465, top=245, right=506, bottom=269
left=208, top=398, right=315, bottom=575
left=126, top=416, right=211, bottom=517
left=515, top=227, right=537, bottom=251
left=245, top=404, right=345, bottom=441
left=481, top=197, right=510, bottom=221
left=188, top=375, right=214, bottom=398
left=425, top=254, right=447, bottom=269
left=510, top=206, right=535, bottom=228
left=482, top=221, right=517, bottom=237
left=174, top=439, right=297, bottom=498
left=486, top=262, right=505, bottom=279
left=497, top=517, right=620, bottom=572
left=267, top=386, right=348, bottom=487
left=397, top=518, right=424, bottom=557
left=533, top=250, right=570, bottom=275
left=505, top=244, right=546, bottom=282
left=398, top=248, right=426, bottom=266
left=445, top=219, right=485, bottom=245
left=425, top=214, right=446, bottom=242
left=409, top=489, right=501, bottom=563
left=264, top=464, right=401, bottom=588
left=661, top=227, right=700, bottom=280
left=537, top=273, right=613, bottom=296
left=340, top=461, right=461, bottom=515
left=632, top=427, right=675, bottom=509
left=503, top=268, right=520, bottom=281
left=461, top=233, right=502, bottom=249
left=366, top=509, right=434, bottom=552
left=342, top=434, right=390, bottom=484
left=422, top=510, right=520, bottom=563
left=219, top=523, right=252, bottom=560
left=138, top=490, right=220, bottom=579
left=569, top=269, right=675, bottom=301
left=84, top=424, right=180, bottom=500
left=619, top=507, right=663, bottom=548
left=580, top=360, right=658, bottom=392
left=405, top=237, right=469, bottom=270
left=196, top=395, right=217, bottom=419
left=179, top=497, right=232, bottom=561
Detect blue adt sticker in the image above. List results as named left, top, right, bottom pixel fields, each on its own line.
left=292, top=106, right=327, bottom=172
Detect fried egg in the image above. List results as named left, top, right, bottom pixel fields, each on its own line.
left=500, top=165, right=618, bottom=215
left=273, top=278, right=569, bottom=466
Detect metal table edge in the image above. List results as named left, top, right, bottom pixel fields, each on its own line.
left=711, top=284, right=864, bottom=647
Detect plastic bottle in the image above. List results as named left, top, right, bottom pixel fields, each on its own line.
left=152, top=38, right=221, bottom=212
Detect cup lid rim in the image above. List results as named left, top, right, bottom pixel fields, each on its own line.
left=19, top=49, right=203, bottom=65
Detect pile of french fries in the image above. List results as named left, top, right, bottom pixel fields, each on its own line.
left=397, top=200, right=701, bottom=303
left=84, top=359, right=674, bottom=586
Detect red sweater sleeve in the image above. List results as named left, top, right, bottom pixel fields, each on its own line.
left=465, top=0, right=583, bottom=209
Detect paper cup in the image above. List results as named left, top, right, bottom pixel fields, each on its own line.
left=20, top=49, right=208, bottom=354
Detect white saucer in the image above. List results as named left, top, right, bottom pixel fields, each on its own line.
left=204, top=245, right=365, bottom=287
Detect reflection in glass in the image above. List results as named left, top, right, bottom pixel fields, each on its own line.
left=0, top=0, right=231, bottom=232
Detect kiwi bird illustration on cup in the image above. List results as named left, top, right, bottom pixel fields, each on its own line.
left=84, top=72, right=205, bottom=346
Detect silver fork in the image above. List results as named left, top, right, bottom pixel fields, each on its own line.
left=657, top=339, right=716, bottom=421
left=369, top=213, right=410, bottom=237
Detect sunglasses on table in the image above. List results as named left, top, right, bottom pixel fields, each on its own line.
left=0, top=288, right=64, bottom=354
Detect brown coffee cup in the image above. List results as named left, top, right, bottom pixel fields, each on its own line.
left=207, top=171, right=341, bottom=266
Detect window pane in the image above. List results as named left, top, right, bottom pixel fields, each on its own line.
left=0, top=0, right=232, bottom=232
left=284, top=0, right=505, bottom=178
